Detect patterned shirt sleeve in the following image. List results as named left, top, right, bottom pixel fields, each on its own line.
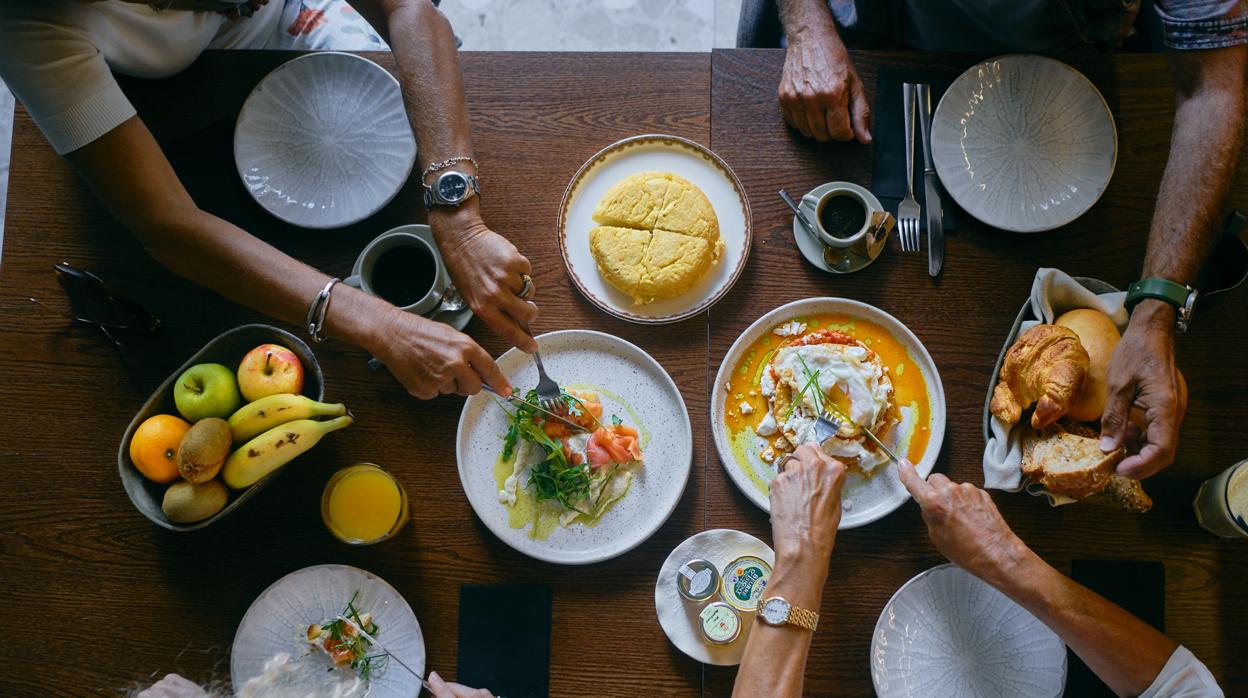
left=1155, top=0, right=1248, bottom=49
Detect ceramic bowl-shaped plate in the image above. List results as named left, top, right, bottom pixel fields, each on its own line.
left=235, top=52, right=417, bottom=229
left=558, top=134, right=752, bottom=324
left=117, top=324, right=324, bottom=531
left=931, top=55, right=1116, bottom=233
left=711, top=298, right=946, bottom=528
left=456, top=330, right=692, bottom=564
left=232, top=565, right=424, bottom=696
left=872, top=564, right=1066, bottom=697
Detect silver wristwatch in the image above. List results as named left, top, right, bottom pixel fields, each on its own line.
left=423, top=170, right=480, bottom=208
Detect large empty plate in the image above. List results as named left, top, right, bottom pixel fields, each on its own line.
left=457, top=330, right=692, bottom=564
left=931, top=55, right=1116, bottom=233
left=235, top=52, right=417, bottom=229
left=872, top=564, right=1066, bottom=697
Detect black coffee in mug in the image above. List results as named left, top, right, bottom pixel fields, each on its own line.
left=371, top=244, right=436, bottom=308
left=819, top=194, right=868, bottom=239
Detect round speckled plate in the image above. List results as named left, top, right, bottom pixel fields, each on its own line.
left=456, top=330, right=692, bottom=564
left=655, top=529, right=775, bottom=666
left=558, top=134, right=752, bottom=324
left=711, top=298, right=946, bottom=528
left=231, top=564, right=424, bottom=696
left=871, top=564, right=1066, bottom=697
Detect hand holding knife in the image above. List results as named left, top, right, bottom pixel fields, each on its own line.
left=915, top=84, right=944, bottom=277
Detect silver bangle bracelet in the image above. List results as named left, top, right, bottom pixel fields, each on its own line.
left=305, top=277, right=341, bottom=343
left=421, top=156, right=479, bottom=182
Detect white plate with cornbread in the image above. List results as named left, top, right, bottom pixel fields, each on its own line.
left=558, top=134, right=751, bottom=324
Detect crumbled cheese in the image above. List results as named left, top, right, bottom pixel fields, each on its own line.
left=773, top=321, right=807, bottom=337
left=761, top=447, right=776, bottom=463
left=739, top=402, right=754, bottom=415
left=748, top=390, right=757, bottom=397
left=756, top=411, right=778, bottom=436
left=774, top=435, right=790, bottom=451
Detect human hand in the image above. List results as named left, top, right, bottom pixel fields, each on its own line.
left=432, top=209, right=539, bottom=353
left=1100, top=303, right=1185, bottom=479
left=427, top=671, right=494, bottom=698
left=370, top=306, right=510, bottom=399
left=897, top=459, right=1034, bottom=587
left=769, top=444, right=847, bottom=574
left=778, top=29, right=871, bottom=143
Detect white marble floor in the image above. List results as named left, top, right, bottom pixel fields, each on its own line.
left=0, top=0, right=743, bottom=261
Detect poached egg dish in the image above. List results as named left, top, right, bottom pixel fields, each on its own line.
left=757, top=329, right=898, bottom=473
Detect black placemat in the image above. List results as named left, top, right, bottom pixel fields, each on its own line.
left=1067, top=560, right=1165, bottom=696
left=457, top=584, right=552, bottom=698
left=872, top=66, right=961, bottom=232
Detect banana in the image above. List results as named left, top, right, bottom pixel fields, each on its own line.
left=227, top=394, right=347, bottom=443
left=223, top=415, right=353, bottom=489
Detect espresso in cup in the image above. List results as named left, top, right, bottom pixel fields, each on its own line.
left=818, top=194, right=868, bottom=239
left=371, top=244, right=437, bottom=308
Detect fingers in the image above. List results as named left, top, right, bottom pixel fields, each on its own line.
left=1099, top=370, right=1135, bottom=453
left=1117, top=404, right=1178, bottom=479
left=785, top=98, right=815, bottom=139
left=468, top=346, right=511, bottom=395
left=896, top=458, right=932, bottom=503
left=477, top=302, right=538, bottom=354
left=849, top=80, right=873, bottom=144
left=428, top=671, right=452, bottom=697
left=427, top=672, right=492, bottom=698
left=823, top=98, right=853, bottom=142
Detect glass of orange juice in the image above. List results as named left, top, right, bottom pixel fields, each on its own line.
left=321, top=463, right=409, bottom=544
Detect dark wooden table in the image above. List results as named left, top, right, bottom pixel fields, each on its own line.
left=0, top=49, right=1244, bottom=696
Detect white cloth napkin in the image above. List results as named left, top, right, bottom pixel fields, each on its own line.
left=981, top=268, right=1127, bottom=505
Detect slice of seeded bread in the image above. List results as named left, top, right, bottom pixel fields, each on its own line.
left=1085, top=475, right=1154, bottom=513
left=1022, top=425, right=1124, bottom=499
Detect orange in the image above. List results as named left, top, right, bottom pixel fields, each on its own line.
left=129, top=414, right=191, bottom=483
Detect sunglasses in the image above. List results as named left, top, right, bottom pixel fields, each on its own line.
left=29, top=263, right=161, bottom=350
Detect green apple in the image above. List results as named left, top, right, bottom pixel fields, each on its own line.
left=174, top=363, right=242, bottom=422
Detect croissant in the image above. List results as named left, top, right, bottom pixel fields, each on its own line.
left=991, top=324, right=1090, bottom=428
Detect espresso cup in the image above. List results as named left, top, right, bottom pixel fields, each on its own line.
left=801, top=186, right=872, bottom=249
left=345, top=227, right=447, bottom=316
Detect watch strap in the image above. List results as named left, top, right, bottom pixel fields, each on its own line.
left=1125, top=277, right=1197, bottom=333
left=786, top=605, right=819, bottom=632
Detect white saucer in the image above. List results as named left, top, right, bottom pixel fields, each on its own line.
left=654, top=529, right=775, bottom=666
left=791, top=182, right=886, bottom=274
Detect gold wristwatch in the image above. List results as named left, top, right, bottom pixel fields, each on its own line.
left=758, top=596, right=819, bottom=632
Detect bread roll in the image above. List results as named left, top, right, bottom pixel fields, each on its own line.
left=1055, top=309, right=1121, bottom=422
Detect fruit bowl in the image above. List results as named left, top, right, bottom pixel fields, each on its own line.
left=118, top=324, right=325, bottom=531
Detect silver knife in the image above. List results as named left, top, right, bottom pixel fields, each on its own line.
left=916, top=84, right=943, bottom=277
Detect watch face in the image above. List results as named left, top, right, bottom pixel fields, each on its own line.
left=761, top=598, right=788, bottom=625
left=437, top=172, right=469, bottom=202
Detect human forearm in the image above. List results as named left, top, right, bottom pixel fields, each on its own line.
left=732, top=558, right=825, bottom=698
left=1145, top=49, right=1247, bottom=286
left=994, top=553, right=1175, bottom=697
left=777, top=0, right=839, bottom=41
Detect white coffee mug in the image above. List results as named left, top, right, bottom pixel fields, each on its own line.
left=801, top=186, right=873, bottom=249
left=345, top=228, right=447, bottom=316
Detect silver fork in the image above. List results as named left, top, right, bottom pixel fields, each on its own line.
left=527, top=330, right=564, bottom=414
left=897, top=83, right=922, bottom=253
left=812, top=403, right=900, bottom=464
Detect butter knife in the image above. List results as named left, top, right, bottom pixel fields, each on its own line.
left=916, top=84, right=943, bottom=277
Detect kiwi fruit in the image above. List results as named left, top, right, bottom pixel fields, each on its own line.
left=162, top=480, right=228, bottom=523
left=176, top=417, right=231, bottom=483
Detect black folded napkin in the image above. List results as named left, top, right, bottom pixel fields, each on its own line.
left=1066, top=560, right=1165, bottom=697
left=872, top=66, right=961, bottom=232
left=457, top=584, right=552, bottom=698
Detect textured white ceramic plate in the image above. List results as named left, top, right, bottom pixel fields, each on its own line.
left=711, top=298, right=946, bottom=527
left=558, top=134, right=752, bottom=324
left=655, top=529, right=774, bottom=666
left=871, top=564, right=1066, bottom=697
left=231, top=564, right=425, bottom=696
left=235, top=52, right=417, bottom=229
left=457, top=330, right=692, bottom=564
left=931, top=55, right=1116, bottom=233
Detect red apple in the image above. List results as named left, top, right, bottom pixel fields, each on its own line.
left=237, top=344, right=304, bottom=402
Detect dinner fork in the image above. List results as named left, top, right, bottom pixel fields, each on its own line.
left=812, top=403, right=900, bottom=465
left=897, top=83, right=922, bottom=253
left=526, top=328, right=564, bottom=414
